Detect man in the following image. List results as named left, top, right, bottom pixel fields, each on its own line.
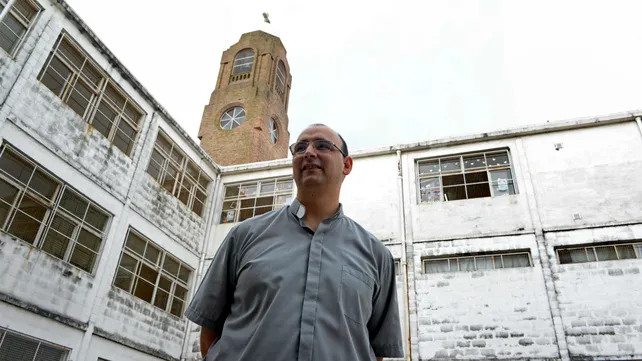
left=185, top=124, right=403, bottom=361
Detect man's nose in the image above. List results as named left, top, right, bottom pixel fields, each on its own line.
left=303, top=143, right=317, bottom=157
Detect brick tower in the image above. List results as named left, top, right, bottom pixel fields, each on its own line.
left=197, top=31, right=292, bottom=166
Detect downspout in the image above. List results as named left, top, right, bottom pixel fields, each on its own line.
left=636, top=117, right=642, bottom=138
left=396, top=150, right=412, bottom=361
left=180, top=172, right=221, bottom=360
left=0, top=0, right=17, bottom=24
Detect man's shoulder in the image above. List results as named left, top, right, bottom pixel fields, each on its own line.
left=342, top=215, right=391, bottom=255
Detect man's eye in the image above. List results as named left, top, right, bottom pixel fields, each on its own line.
left=295, top=143, right=308, bottom=152
left=316, top=142, right=331, bottom=150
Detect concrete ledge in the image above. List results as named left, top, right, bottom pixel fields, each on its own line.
left=0, top=293, right=88, bottom=331
left=93, top=327, right=180, bottom=361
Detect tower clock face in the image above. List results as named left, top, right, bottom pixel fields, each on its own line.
left=220, top=107, right=246, bottom=130
left=269, top=118, right=278, bottom=144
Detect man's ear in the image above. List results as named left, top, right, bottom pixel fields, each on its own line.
left=343, top=156, right=353, bottom=176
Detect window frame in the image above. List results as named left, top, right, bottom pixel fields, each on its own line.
left=0, top=0, right=42, bottom=58
left=416, top=149, right=517, bottom=203
left=220, top=177, right=294, bottom=224
left=556, top=240, right=642, bottom=265
left=275, top=60, right=286, bottom=98
left=269, top=118, right=278, bottom=144
left=37, top=32, right=146, bottom=157
left=422, top=250, right=533, bottom=274
left=146, top=130, right=211, bottom=217
left=231, top=48, right=255, bottom=75
left=0, top=144, right=111, bottom=274
left=113, top=228, right=193, bottom=318
left=0, top=326, right=70, bottom=361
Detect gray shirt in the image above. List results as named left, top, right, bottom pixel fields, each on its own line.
left=185, top=199, right=404, bottom=361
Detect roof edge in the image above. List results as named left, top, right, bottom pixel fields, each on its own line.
left=54, top=0, right=221, bottom=173
left=219, top=109, right=642, bottom=175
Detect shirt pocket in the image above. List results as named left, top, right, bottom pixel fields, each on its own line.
left=340, top=265, right=374, bottom=326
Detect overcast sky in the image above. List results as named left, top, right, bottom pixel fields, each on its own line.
left=65, top=0, right=642, bottom=152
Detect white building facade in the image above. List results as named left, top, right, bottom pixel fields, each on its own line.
left=0, top=1, right=641, bottom=361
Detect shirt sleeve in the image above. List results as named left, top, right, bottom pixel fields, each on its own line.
left=367, top=250, right=404, bottom=358
left=184, top=226, right=238, bottom=335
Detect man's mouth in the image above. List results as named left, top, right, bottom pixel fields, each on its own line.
left=302, top=164, right=322, bottom=171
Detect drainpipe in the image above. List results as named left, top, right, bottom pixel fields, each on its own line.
left=180, top=172, right=221, bottom=360
left=636, top=117, right=642, bottom=138
left=0, top=0, right=17, bottom=24
left=396, top=149, right=412, bottom=361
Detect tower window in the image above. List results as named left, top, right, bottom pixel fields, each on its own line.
left=275, top=60, right=286, bottom=98
left=269, top=118, right=278, bottom=144
left=220, top=107, right=246, bottom=130
left=232, top=48, right=254, bottom=75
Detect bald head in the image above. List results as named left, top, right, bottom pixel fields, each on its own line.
left=305, top=123, right=349, bottom=156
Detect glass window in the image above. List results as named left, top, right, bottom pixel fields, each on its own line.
left=0, top=327, right=69, bottom=361
left=221, top=178, right=293, bottom=223
left=557, top=241, right=642, bottom=264
left=114, top=229, right=193, bottom=318
left=0, top=0, right=41, bottom=57
left=232, top=48, right=254, bottom=75
left=423, top=251, right=531, bottom=274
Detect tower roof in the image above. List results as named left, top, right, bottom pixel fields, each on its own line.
left=235, top=30, right=287, bottom=54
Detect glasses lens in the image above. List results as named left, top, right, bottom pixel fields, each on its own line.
left=313, top=140, right=333, bottom=151
left=293, top=142, right=308, bottom=154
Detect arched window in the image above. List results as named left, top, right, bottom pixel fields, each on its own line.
left=220, top=107, right=246, bottom=130
left=232, top=49, right=254, bottom=75
left=275, top=60, right=286, bottom=96
left=269, top=118, right=278, bottom=144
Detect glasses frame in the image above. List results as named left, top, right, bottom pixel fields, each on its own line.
left=289, top=139, right=347, bottom=157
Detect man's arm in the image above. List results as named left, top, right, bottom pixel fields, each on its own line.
left=367, top=250, right=404, bottom=359
left=200, top=327, right=217, bottom=357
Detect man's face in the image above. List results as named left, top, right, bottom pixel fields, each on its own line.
left=292, top=126, right=352, bottom=191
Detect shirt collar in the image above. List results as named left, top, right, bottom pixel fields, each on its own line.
left=289, top=198, right=344, bottom=220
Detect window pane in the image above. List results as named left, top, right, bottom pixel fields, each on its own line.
left=635, top=244, right=642, bottom=258
left=276, top=181, right=293, bottom=192
left=475, top=256, right=493, bottom=270
left=85, top=205, right=108, bottom=231
left=466, top=183, right=491, bottom=199
left=0, top=331, right=38, bottom=361
left=125, top=232, right=146, bottom=256
left=238, top=208, right=253, bottom=222
left=220, top=208, right=236, bottom=223
left=595, top=246, right=618, bottom=261
left=133, top=278, right=154, bottom=303
left=60, top=190, right=88, bottom=219
left=486, top=152, right=510, bottom=167
left=192, top=198, right=204, bottom=217
left=91, top=101, right=117, bottom=139
left=138, top=263, right=158, bottom=284
left=459, top=257, right=474, bottom=271
left=275, top=194, right=292, bottom=206
left=425, top=259, right=449, bottom=273
left=558, top=249, right=573, bottom=264
left=169, top=148, right=184, bottom=166
left=198, top=174, right=210, bottom=189
left=65, top=79, right=93, bottom=117
left=154, top=289, right=170, bottom=310
left=0, top=179, right=19, bottom=226
left=174, top=284, right=187, bottom=300
left=70, top=229, right=101, bottom=271
left=185, top=161, right=199, bottom=180
left=103, top=83, right=126, bottom=110
left=58, top=38, right=84, bottom=69
left=443, top=185, right=466, bottom=201
left=0, top=149, right=34, bottom=184
left=40, top=56, right=72, bottom=96
left=178, top=266, right=190, bottom=283
left=587, top=248, right=597, bottom=261
left=41, top=215, right=75, bottom=259
left=113, top=119, right=136, bottom=155
left=239, top=184, right=257, bottom=197
left=28, top=169, right=58, bottom=200
left=616, top=245, right=636, bottom=259
left=8, top=194, right=47, bottom=244
left=260, top=181, right=275, bottom=195
left=170, top=298, right=184, bottom=317
left=254, top=206, right=272, bottom=217
left=163, top=256, right=179, bottom=277
left=123, top=103, right=141, bottom=124
left=118, top=253, right=137, bottom=273
left=493, top=255, right=503, bottom=268
left=0, top=14, right=25, bottom=55
left=464, top=171, right=488, bottom=184
left=418, top=161, right=440, bottom=176
left=80, top=62, right=102, bottom=89
left=162, top=165, right=178, bottom=193
left=440, top=157, right=461, bottom=173
left=114, top=267, right=134, bottom=292
left=442, top=174, right=464, bottom=187
left=144, top=243, right=160, bottom=265
left=35, top=343, right=67, bottom=361
left=256, top=196, right=273, bottom=207
left=158, top=276, right=171, bottom=291
left=463, top=155, right=486, bottom=170
left=224, top=185, right=239, bottom=198
left=240, top=198, right=255, bottom=208
left=147, top=149, right=164, bottom=181
left=502, top=254, right=530, bottom=268
left=178, top=179, right=193, bottom=206
left=419, top=177, right=440, bottom=202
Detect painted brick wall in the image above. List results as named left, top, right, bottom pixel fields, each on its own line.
left=547, top=225, right=642, bottom=359
left=92, top=286, right=186, bottom=360
left=0, top=235, right=95, bottom=326
left=411, top=236, right=559, bottom=360
left=524, top=122, right=642, bottom=230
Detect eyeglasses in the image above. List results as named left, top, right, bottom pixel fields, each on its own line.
left=289, top=139, right=347, bottom=157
